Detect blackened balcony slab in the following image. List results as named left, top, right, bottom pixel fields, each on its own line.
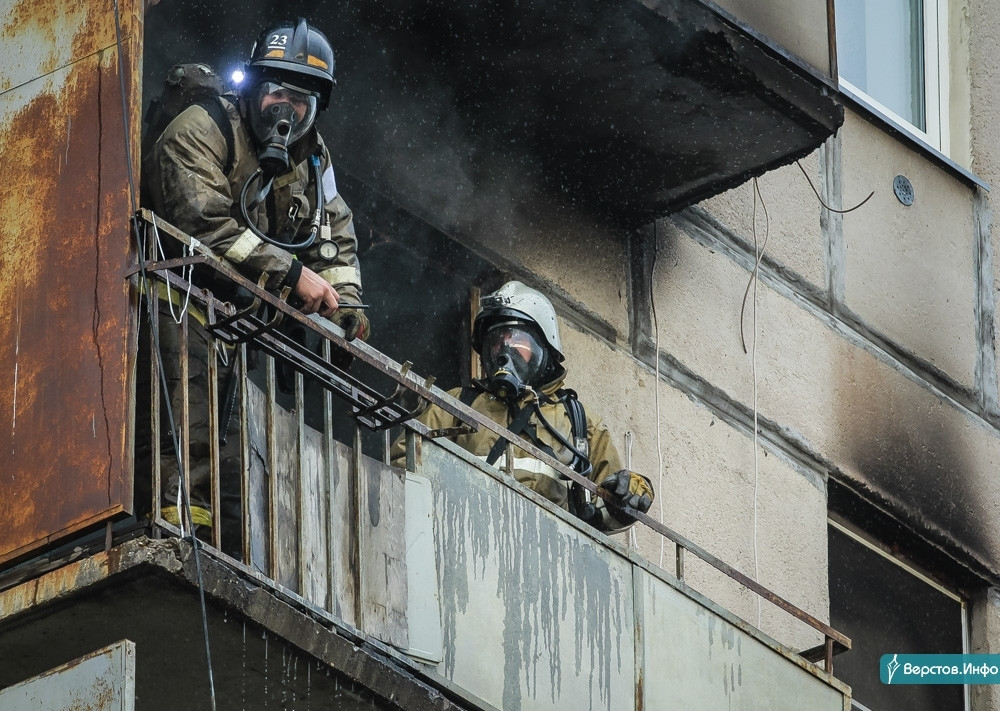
left=331, top=0, right=843, bottom=226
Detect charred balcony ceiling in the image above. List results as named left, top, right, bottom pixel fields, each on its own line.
left=334, top=0, right=843, bottom=226
left=143, top=0, right=843, bottom=228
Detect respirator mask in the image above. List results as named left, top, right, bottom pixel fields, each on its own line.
left=480, top=322, right=549, bottom=401
left=246, top=80, right=318, bottom=175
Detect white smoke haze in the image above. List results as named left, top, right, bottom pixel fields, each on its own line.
left=143, top=0, right=619, bottom=252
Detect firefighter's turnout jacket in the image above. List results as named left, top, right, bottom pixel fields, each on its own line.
left=392, top=373, right=651, bottom=533
left=142, top=96, right=362, bottom=303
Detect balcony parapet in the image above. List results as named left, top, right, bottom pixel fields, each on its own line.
left=120, top=210, right=853, bottom=708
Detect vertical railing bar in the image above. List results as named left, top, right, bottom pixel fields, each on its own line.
left=207, top=332, right=222, bottom=550
left=353, top=423, right=365, bottom=630
left=179, top=310, right=191, bottom=533
left=296, top=370, right=306, bottom=596
left=239, top=345, right=251, bottom=566
left=676, top=544, right=685, bottom=581
left=825, top=637, right=834, bottom=676
left=266, top=355, right=278, bottom=581
left=322, top=339, right=335, bottom=613
left=148, top=284, right=162, bottom=533
left=382, top=430, right=390, bottom=466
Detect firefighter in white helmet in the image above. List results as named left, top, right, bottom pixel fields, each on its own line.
left=393, top=281, right=653, bottom=532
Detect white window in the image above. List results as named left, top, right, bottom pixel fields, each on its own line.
left=835, top=0, right=949, bottom=152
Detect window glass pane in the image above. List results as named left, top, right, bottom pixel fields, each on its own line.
left=829, top=525, right=963, bottom=711
left=836, top=0, right=926, bottom=130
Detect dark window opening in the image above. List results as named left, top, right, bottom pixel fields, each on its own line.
left=829, top=521, right=966, bottom=711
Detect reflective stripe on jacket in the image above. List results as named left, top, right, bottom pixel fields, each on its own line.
left=391, top=376, right=648, bottom=532
left=142, top=97, right=362, bottom=302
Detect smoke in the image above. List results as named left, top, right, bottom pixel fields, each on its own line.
left=143, top=0, right=625, bottom=244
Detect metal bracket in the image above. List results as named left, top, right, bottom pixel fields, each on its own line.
left=205, top=275, right=292, bottom=345
left=425, top=426, right=475, bottom=439
left=352, top=362, right=437, bottom=429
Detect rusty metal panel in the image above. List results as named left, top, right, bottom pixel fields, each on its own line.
left=0, top=640, right=135, bottom=711
left=0, top=0, right=141, bottom=565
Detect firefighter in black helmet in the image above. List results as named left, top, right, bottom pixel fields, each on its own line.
left=242, top=18, right=336, bottom=177
left=140, top=18, right=367, bottom=547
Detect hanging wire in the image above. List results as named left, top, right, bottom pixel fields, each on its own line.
left=748, top=178, right=767, bottom=628
left=150, top=212, right=194, bottom=324
left=796, top=159, right=874, bottom=214
left=113, top=2, right=217, bottom=707
left=739, top=179, right=770, bottom=354
left=651, top=223, right=667, bottom=569
left=625, top=431, right=638, bottom=550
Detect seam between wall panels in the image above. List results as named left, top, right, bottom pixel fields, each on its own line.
left=570, top=209, right=1000, bottom=491
left=820, top=134, right=845, bottom=311
left=973, top=187, right=999, bottom=416
left=673, top=206, right=999, bottom=433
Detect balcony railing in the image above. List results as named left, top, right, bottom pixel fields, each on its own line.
left=129, top=209, right=852, bottom=708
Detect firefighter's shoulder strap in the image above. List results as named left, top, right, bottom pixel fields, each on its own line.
left=195, top=96, right=235, bottom=176
left=142, top=63, right=234, bottom=175
left=483, top=389, right=589, bottom=471
left=456, top=384, right=533, bottom=466
left=458, top=385, right=480, bottom=407
left=485, top=402, right=536, bottom=467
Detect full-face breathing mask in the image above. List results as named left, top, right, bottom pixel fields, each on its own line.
left=246, top=80, right=318, bottom=176
left=238, top=79, right=324, bottom=251
left=481, top=322, right=549, bottom=401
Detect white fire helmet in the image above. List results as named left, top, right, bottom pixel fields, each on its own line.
left=473, top=281, right=564, bottom=362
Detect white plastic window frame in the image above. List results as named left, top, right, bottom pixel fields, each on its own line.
left=838, top=0, right=950, bottom=154
left=829, top=518, right=970, bottom=711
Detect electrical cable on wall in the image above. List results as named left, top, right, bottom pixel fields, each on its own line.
left=748, top=177, right=768, bottom=628
left=625, top=431, right=638, bottom=550
left=113, top=3, right=218, bottom=708
left=650, top=223, right=667, bottom=569
left=738, top=163, right=871, bottom=629
left=796, top=159, right=874, bottom=214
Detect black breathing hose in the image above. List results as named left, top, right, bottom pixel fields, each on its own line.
left=530, top=401, right=593, bottom=478
left=237, top=152, right=325, bottom=251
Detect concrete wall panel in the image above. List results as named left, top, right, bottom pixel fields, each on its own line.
left=559, top=324, right=829, bottom=652
left=840, top=113, right=977, bottom=387
left=701, top=151, right=827, bottom=290
left=654, top=217, right=1000, bottom=574
left=969, top=0, right=1000, bottom=186
left=971, top=588, right=1000, bottom=711
left=712, top=0, right=832, bottom=76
